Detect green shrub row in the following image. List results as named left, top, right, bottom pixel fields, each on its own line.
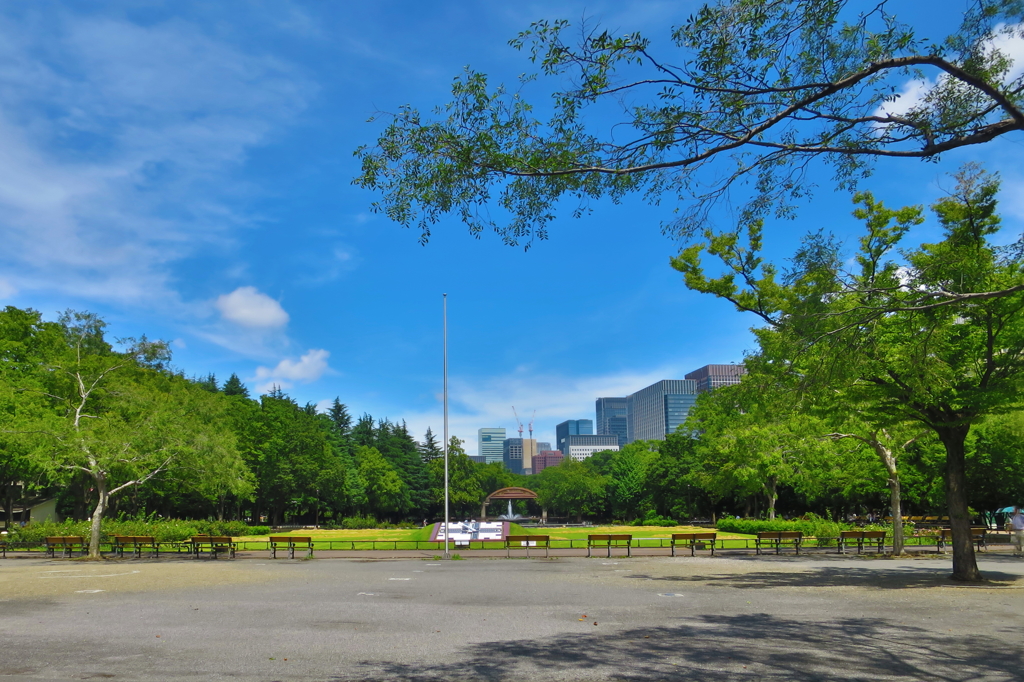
left=325, top=516, right=417, bottom=530
left=5, top=519, right=270, bottom=544
left=635, top=512, right=678, bottom=527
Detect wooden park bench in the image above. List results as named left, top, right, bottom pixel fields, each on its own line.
left=755, top=531, right=803, bottom=555
left=504, top=535, right=549, bottom=558
left=671, top=532, right=717, bottom=557
left=110, top=535, right=159, bottom=558
left=269, top=536, right=313, bottom=559
left=587, top=534, right=632, bottom=558
left=190, top=535, right=236, bottom=559
left=838, top=530, right=886, bottom=554
left=45, top=536, right=86, bottom=558
left=937, top=528, right=987, bottom=553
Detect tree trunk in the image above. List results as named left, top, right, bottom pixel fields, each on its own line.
left=872, top=438, right=905, bottom=556
left=4, top=487, right=12, bottom=531
left=88, top=475, right=107, bottom=559
left=888, top=474, right=904, bottom=556
left=765, top=477, right=778, bottom=520
left=937, top=425, right=981, bottom=582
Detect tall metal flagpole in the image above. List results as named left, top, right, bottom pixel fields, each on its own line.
left=443, top=293, right=450, bottom=559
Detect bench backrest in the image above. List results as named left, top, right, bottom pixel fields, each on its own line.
left=672, top=532, right=716, bottom=541
left=588, top=534, right=610, bottom=542
left=609, top=534, right=632, bottom=542
left=757, top=531, right=803, bottom=539
left=288, top=536, right=312, bottom=543
left=861, top=531, right=886, bottom=539
left=269, top=536, right=294, bottom=543
left=209, top=536, right=233, bottom=543
left=46, top=536, right=84, bottom=544
left=506, top=535, right=548, bottom=544
left=191, top=535, right=212, bottom=542
left=839, top=530, right=863, bottom=539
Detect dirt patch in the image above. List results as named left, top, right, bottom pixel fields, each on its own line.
left=0, top=558, right=284, bottom=600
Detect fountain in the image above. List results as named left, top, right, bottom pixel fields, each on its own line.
left=497, top=500, right=524, bottom=520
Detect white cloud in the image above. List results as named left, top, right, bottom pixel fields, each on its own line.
left=253, top=348, right=331, bottom=392
left=215, top=286, right=289, bottom=328
left=0, top=9, right=312, bottom=310
left=401, top=364, right=690, bottom=456
left=0, top=277, right=16, bottom=299
left=875, top=23, right=1024, bottom=122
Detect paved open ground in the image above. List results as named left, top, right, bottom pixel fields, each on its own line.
left=1, top=551, right=1023, bottom=681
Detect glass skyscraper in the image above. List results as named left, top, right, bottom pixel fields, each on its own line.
left=555, top=419, right=593, bottom=455
left=626, top=380, right=699, bottom=442
left=477, top=427, right=506, bottom=464
left=684, top=364, right=747, bottom=393
left=595, top=397, right=628, bottom=447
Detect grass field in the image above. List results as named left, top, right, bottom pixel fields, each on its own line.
left=513, top=524, right=751, bottom=540
left=224, top=524, right=760, bottom=551
left=233, top=526, right=434, bottom=546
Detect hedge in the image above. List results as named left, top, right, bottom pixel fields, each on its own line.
left=5, top=519, right=270, bottom=544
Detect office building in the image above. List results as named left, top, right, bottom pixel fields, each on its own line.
left=562, top=434, right=620, bottom=461
left=536, top=442, right=551, bottom=453
left=555, top=419, right=593, bottom=454
left=533, top=450, right=564, bottom=472
left=503, top=438, right=538, bottom=475
left=595, top=397, right=628, bottom=447
left=469, top=455, right=488, bottom=464
left=477, top=428, right=506, bottom=465
left=685, top=364, right=747, bottom=393
left=626, top=380, right=699, bottom=442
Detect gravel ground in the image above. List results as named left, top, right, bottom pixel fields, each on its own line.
left=1, top=551, right=1022, bottom=681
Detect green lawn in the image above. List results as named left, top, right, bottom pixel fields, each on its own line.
left=233, top=526, right=434, bottom=549
left=514, top=524, right=751, bottom=541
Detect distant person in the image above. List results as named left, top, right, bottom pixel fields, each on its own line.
left=1010, top=507, right=1024, bottom=557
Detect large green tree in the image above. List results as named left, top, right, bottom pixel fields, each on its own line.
left=356, top=1, right=1023, bottom=251
left=676, top=166, right=1024, bottom=581
left=21, top=312, right=245, bottom=557
left=534, top=457, right=607, bottom=523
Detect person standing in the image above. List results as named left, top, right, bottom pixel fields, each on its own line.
left=1010, top=507, right=1024, bottom=557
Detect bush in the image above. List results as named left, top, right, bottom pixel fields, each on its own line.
left=6, top=517, right=271, bottom=544
left=717, top=513, right=849, bottom=545
left=339, top=516, right=379, bottom=529
left=639, top=511, right=678, bottom=527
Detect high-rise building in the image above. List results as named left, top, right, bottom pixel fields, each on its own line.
left=502, top=438, right=538, bottom=475
left=533, top=450, right=564, bottom=472
left=555, top=419, right=593, bottom=454
left=626, top=380, right=699, bottom=442
left=562, top=434, right=620, bottom=461
left=536, top=442, right=551, bottom=453
left=477, top=428, right=506, bottom=464
left=685, top=364, right=747, bottom=393
left=595, top=397, right=628, bottom=447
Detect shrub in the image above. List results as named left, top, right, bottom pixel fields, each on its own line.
left=340, top=516, right=379, bottom=529
left=6, top=517, right=271, bottom=544
left=639, top=511, right=678, bottom=527
left=717, top=513, right=849, bottom=544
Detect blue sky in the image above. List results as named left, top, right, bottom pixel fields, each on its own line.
left=1, top=1, right=1022, bottom=454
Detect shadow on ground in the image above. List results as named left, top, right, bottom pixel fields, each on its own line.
left=623, top=564, right=1023, bottom=589
left=334, top=613, right=1022, bottom=681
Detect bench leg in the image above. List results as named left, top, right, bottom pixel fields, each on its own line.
left=671, top=543, right=676, bottom=557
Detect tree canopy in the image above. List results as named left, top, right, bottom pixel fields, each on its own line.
left=355, top=0, right=1024, bottom=246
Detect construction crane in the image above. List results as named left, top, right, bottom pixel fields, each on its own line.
left=511, top=406, right=524, bottom=438
left=528, top=410, right=536, bottom=440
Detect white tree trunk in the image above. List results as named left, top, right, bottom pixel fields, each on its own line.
left=89, top=475, right=107, bottom=559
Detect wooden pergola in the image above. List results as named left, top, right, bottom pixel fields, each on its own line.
left=480, top=487, right=545, bottom=522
